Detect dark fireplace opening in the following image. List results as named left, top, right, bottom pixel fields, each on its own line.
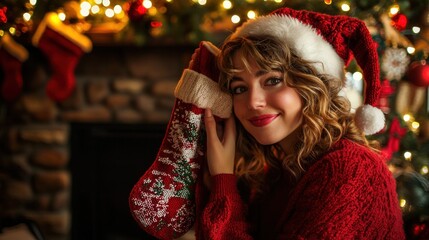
left=70, top=122, right=167, bottom=240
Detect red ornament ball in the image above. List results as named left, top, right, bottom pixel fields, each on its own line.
left=412, top=222, right=429, bottom=239
left=407, top=60, right=429, bottom=87
left=391, top=13, right=408, bottom=31
left=125, top=0, right=147, bottom=22
left=0, top=6, right=7, bottom=24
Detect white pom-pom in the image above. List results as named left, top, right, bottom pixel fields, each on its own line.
left=354, top=104, right=385, bottom=135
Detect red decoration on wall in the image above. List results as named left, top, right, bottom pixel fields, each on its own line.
left=0, top=6, right=7, bottom=24
left=407, top=60, right=429, bottom=87
left=412, top=222, right=429, bottom=239
left=151, top=21, right=162, bottom=28
left=125, top=0, right=147, bottom=22
left=391, top=13, right=408, bottom=31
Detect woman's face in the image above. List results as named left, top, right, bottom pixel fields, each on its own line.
left=230, top=50, right=303, bottom=146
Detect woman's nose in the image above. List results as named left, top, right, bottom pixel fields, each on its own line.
left=247, top=87, right=266, bottom=110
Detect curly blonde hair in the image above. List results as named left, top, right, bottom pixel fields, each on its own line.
left=217, top=35, right=378, bottom=193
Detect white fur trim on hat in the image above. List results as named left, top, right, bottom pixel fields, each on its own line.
left=354, top=104, right=385, bottom=135
left=231, top=15, right=345, bottom=81
left=174, top=69, right=232, bottom=118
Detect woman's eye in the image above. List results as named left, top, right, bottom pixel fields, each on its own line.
left=266, top=77, right=283, bottom=86
left=230, top=86, right=247, bottom=94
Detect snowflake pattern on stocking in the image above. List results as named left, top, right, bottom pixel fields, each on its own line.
left=130, top=101, right=204, bottom=237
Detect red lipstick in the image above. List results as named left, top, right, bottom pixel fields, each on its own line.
left=248, top=114, right=278, bottom=127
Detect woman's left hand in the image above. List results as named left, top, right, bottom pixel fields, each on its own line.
left=204, top=108, right=236, bottom=175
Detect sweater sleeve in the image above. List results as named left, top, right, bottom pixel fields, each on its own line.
left=202, top=174, right=253, bottom=240
left=277, top=142, right=405, bottom=240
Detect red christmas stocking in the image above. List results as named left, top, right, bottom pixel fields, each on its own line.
left=129, top=41, right=232, bottom=239
left=32, top=12, right=92, bottom=102
left=0, top=33, right=28, bottom=101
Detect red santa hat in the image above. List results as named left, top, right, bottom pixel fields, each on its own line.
left=230, top=7, right=385, bottom=135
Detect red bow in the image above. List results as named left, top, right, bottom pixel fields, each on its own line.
left=381, top=117, right=408, bottom=161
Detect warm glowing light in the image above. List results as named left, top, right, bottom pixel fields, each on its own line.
left=198, top=0, right=207, bottom=5
left=400, top=199, right=407, bottom=208
left=9, top=27, right=16, bottom=35
left=58, top=12, right=66, bottom=21
left=95, top=0, right=103, bottom=4
left=23, top=13, right=32, bottom=21
left=403, top=151, right=412, bottom=161
left=81, top=1, right=91, bottom=10
left=29, top=0, right=37, bottom=5
left=389, top=4, right=400, bottom=15
left=223, top=0, right=232, bottom=9
left=103, top=0, right=111, bottom=7
left=403, top=114, right=411, bottom=122
left=0, top=30, right=4, bottom=37
left=341, top=3, right=350, bottom=11
left=113, top=5, right=122, bottom=14
left=324, top=0, right=332, bottom=5
left=143, top=0, right=152, bottom=9
left=91, top=5, right=100, bottom=14
left=105, top=8, right=115, bottom=18
left=148, top=7, right=157, bottom=15
left=411, top=121, right=420, bottom=130
left=352, top=72, right=363, bottom=81
left=412, top=26, right=421, bottom=34
left=421, top=166, right=428, bottom=175
left=231, top=15, right=240, bottom=24
left=247, top=10, right=256, bottom=19
left=81, top=8, right=90, bottom=17
left=274, top=0, right=282, bottom=3
left=407, top=47, right=415, bottom=54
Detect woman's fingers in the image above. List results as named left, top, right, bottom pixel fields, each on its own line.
left=223, top=114, right=236, bottom=149
left=204, top=108, right=218, bottom=142
left=204, top=108, right=236, bottom=175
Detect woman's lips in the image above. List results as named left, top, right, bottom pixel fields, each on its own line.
left=248, top=114, right=279, bottom=127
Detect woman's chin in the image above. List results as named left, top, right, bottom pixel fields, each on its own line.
left=254, top=137, right=281, bottom=146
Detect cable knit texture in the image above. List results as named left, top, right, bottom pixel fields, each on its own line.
left=198, top=139, right=405, bottom=239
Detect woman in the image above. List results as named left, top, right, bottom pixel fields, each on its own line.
left=199, top=8, right=405, bottom=240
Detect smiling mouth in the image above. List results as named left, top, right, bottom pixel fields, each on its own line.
left=248, top=114, right=279, bottom=127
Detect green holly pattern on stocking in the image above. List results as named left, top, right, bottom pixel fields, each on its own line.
left=129, top=100, right=205, bottom=239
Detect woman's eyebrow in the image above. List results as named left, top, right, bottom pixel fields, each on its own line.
left=255, top=69, right=282, bottom=77
left=230, top=76, right=242, bottom=83
left=255, top=70, right=268, bottom=77
left=230, top=69, right=278, bottom=83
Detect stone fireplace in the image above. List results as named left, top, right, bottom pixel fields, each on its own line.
left=0, top=43, right=196, bottom=240
left=69, top=121, right=166, bottom=240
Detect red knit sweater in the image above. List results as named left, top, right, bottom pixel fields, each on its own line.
left=197, top=139, right=405, bottom=240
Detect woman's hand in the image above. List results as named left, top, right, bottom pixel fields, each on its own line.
left=204, top=108, right=236, bottom=175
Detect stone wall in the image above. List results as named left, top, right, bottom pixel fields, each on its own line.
left=0, top=44, right=196, bottom=239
